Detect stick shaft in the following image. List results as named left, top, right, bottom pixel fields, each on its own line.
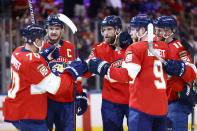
left=73, top=34, right=78, bottom=131
left=191, top=54, right=196, bottom=131
left=147, top=23, right=167, bottom=65
left=27, top=0, right=35, bottom=24
left=73, top=82, right=77, bottom=131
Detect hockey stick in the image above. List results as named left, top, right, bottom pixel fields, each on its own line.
left=181, top=38, right=195, bottom=61
left=27, top=0, right=35, bottom=24
left=58, top=13, right=78, bottom=131
left=147, top=23, right=167, bottom=65
left=191, top=53, right=196, bottom=131
left=27, top=1, right=52, bottom=131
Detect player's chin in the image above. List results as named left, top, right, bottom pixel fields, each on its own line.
left=157, top=37, right=164, bottom=41
left=50, top=37, right=59, bottom=42
left=104, top=38, right=112, bottom=43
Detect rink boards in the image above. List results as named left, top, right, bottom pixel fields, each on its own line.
left=0, top=93, right=196, bottom=131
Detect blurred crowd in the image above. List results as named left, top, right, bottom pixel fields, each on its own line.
left=0, top=0, right=197, bottom=91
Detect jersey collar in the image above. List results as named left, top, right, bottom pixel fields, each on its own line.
left=21, top=47, right=31, bottom=52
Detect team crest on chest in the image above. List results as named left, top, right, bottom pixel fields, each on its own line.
left=48, top=56, right=69, bottom=76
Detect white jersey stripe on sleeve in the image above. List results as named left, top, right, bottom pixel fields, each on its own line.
left=122, top=61, right=141, bottom=83
left=31, top=73, right=61, bottom=94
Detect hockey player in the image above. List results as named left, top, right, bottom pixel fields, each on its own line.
left=3, top=24, right=87, bottom=131
left=154, top=15, right=197, bottom=131
left=44, top=15, right=88, bottom=131
left=87, top=14, right=186, bottom=131
left=85, top=15, right=132, bottom=131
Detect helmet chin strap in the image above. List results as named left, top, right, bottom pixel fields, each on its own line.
left=137, top=31, right=147, bottom=41
left=33, top=41, right=44, bottom=52
left=110, top=29, right=121, bottom=46
left=163, top=32, right=174, bottom=40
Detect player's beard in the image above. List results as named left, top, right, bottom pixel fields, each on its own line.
left=105, top=36, right=116, bottom=45
left=157, top=36, right=165, bottom=41
left=131, top=35, right=138, bottom=43
left=48, top=34, right=61, bottom=44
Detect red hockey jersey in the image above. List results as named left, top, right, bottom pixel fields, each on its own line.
left=3, top=46, right=75, bottom=121
left=110, top=41, right=170, bottom=116
left=44, top=40, right=83, bottom=102
left=88, top=42, right=129, bottom=104
left=166, top=39, right=197, bottom=101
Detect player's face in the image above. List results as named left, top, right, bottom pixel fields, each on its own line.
left=129, top=27, right=138, bottom=42
left=101, top=26, right=116, bottom=44
left=47, top=26, right=62, bottom=43
left=155, top=27, right=165, bottom=41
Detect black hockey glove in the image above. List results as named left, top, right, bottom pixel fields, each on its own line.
left=40, top=45, right=59, bottom=62
left=179, top=85, right=197, bottom=107
left=119, top=31, right=133, bottom=48
left=163, top=60, right=186, bottom=77
left=87, top=57, right=110, bottom=77
left=65, top=58, right=87, bottom=80
left=76, top=92, right=88, bottom=116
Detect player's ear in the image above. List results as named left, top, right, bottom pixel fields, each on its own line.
left=115, top=28, right=121, bottom=36
left=167, top=28, right=173, bottom=35
left=45, top=29, right=49, bottom=34
left=139, top=27, right=146, bottom=34
left=62, top=27, right=64, bottom=32
left=45, top=29, right=49, bottom=39
left=34, top=38, right=40, bottom=46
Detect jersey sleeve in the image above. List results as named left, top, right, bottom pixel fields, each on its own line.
left=107, top=67, right=132, bottom=83
left=181, top=62, right=197, bottom=82
left=22, top=54, right=74, bottom=95
left=82, top=43, right=100, bottom=78
left=76, top=77, right=83, bottom=93
left=178, top=47, right=197, bottom=82
left=88, top=43, right=101, bottom=59
left=167, top=41, right=197, bottom=95
left=121, top=45, right=141, bottom=83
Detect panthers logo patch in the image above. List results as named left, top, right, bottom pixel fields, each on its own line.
left=125, top=51, right=133, bottom=63
left=48, top=61, right=68, bottom=76
left=48, top=56, right=70, bottom=76
left=37, top=64, right=49, bottom=76
left=110, top=59, right=123, bottom=68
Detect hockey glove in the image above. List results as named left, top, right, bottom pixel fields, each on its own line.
left=40, top=45, right=59, bottom=62
left=76, top=92, right=88, bottom=116
left=119, top=31, right=133, bottom=48
left=179, top=85, right=197, bottom=107
left=163, top=60, right=186, bottom=77
left=65, top=58, right=87, bottom=80
left=87, top=57, right=110, bottom=77
left=52, top=46, right=59, bottom=60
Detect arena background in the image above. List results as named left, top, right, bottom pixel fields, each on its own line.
left=0, top=0, right=197, bottom=130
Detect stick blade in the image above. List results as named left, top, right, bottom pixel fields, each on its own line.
left=58, top=13, right=77, bottom=34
